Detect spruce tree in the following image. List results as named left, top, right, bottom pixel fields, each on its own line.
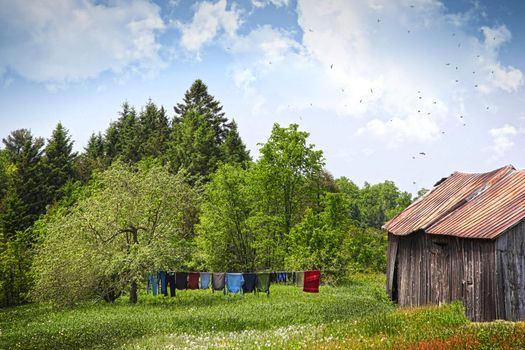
left=43, top=122, right=77, bottom=203
left=221, top=120, right=251, bottom=167
left=168, top=110, right=221, bottom=179
left=1, top=129, right=46, bottom=235
left=103, top=102, right=139, bottom=163
left=174, top=79, right=229, bottom=143
left=137, top=100, right=170, bottom=159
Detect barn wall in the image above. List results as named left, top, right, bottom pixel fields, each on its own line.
left=495, top=220, right=525, bottom=321
left=392, top=231, right=496, bottom=321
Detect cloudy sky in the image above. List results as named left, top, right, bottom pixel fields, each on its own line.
left=1, top=0, right=524, bottom=193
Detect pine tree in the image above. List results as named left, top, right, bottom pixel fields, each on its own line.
left=220, top=120, right=251, bottom=167
left=137, top=100, right=170, bottom=159
left=1, top=129, right=46, bottom=235
left=168, top=110, right=221, bottom=179
left=43, top=122, right=77, bottom=203
left=103, top=102, right=139, bottom=163
left=174, top=79, right=229, bottom=143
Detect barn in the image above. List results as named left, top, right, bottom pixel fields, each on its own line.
left=383, top=165, right=525, bottom=321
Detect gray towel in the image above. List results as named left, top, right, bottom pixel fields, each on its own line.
left=295, top=271, right=304, bottom=288
left=212, top=272, right=226, bottom=292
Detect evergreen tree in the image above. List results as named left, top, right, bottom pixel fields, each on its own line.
left=85, top=132, right=104, bottom=160
left=220, top=120, right=251, bottom=167
left=43, top=122, right=77, bottom=203
left=168, top=110, right=221, bottom=180
left=137, top=100, right=170, bottom=159
left=103, top=102, right=139, bottom=163
left=1, top=129, right=46, bottom=235
left=174, top=79, right=229, bottom=143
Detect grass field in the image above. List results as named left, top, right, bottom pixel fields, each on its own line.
left=2, top=274, right=525, bottom=349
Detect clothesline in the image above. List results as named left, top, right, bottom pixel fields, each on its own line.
left=146, top=270, right=321, bottom=297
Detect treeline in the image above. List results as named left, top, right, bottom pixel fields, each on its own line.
left=0, top=80, right=412, bottom=307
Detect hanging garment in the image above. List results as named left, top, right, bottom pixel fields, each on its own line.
left=188, top=272, right=200, bottom=289
left=294, top=271, right=304, bottom=288
left=175, top=272, right=188, bottom=290
left=277, top=272, right=287, bottom=283
left=225, top=273, right=244, bottom=294
left=270, top=272, right=277, bottom=283
left=166, top=272, right=176, bottom=297
left=242, top=273, right=257, bottom=293
left=200, top=272, right=211, bottom=289
left=158, top=271, right=167, bottom=296
left=286, top=272, right=294, bottom=284
left=212, top=272, right=226, bottom=294
left=147, top=273, right=158, bottom=296
left=303, top=270, right=320, bottom=293
left=256, top=272, right=271, bottom=295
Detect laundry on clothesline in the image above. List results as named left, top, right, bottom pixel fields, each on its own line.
left=145, top=269, right=322, bottom=297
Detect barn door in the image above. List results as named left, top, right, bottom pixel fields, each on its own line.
left=430, top=239, right=450, bottom=305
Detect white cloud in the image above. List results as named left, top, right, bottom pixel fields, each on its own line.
left=481, top=25, right=511, bottom=50
left=178, top=0, right=241, bottom=53
left=0, top=0, right=165, bottom=84
left=252, top=0, right=289, bottom=8
left=488, top=124, right=521, bottom=158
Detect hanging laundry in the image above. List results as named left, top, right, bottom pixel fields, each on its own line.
left=212, top=272, right=226, bottom=294
left=226, top=273, right=244, bottom=294
left=256, top=272, right=271, bottom=295
left=277, top=272, right=287, bottom=283
left=242, top=273, right=257, bottom=293
left=188, top=272, right=200, bottom=289
left=166, top=272, right=176, bottom=297
left=147, top=273, right=158, bottom=296
left=294, top=271, right=304, bottom=288
left=286, top=272, right=294, bottom=284
left=200, top=272, right=211, bottom=289
left=270, top=272, right=277, bottom=283
left=158, top=271, right=167, bottom=296
left=303, top=270, right=320, bottom=293
left=175, top=272, right=188, bottom=290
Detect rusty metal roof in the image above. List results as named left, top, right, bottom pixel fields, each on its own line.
left=383, top=165, right=517, bottom=238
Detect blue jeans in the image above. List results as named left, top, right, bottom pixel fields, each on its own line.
left=147, top=273, right=158, bottom=296
left=158, top=271, right=167, bottom=296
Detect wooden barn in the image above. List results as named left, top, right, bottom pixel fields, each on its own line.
left=383, top=165, right=525, bottom=321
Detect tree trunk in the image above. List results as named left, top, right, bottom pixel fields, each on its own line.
left=130, top=280, right=138, bottom=304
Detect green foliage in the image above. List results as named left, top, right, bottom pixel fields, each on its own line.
left=43, top=122, right=77, bottom=203
left=286, top=193, right=349, bottom=274
left=257, top=123, right=325, bottom=236
left=169, top=81, right=251, bottom=179
left=168, top=110, right=222, bottom=180
left=174, top=79, right=229, bottom=144
left=357, top=181, right=412, bottom=229
left=31, top=162, right=200, bottom=306
left=0, top=229, right=33, bottom=307
left=344, top=225, right=388, bottom=272
left=197, top=164, right=256, bottom=271
left=1, top=129, right=47, bottom=234
left=137, top=101, right=170, bottom=159
left=336, top=177, right=412, bottom=229
left=220, top=119, right=251, bottom=167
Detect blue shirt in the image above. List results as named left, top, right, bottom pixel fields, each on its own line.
left=200, top=272, right=211, bottom=289
left=226, top=273, right=244, bottom=294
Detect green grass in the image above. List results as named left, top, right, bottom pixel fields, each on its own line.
left=2, top=275, right=525, bottom=349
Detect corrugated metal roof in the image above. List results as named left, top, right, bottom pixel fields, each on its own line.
left=427, top=169, right=525, bottom=239
left=383, top=165, right=516, bottom=238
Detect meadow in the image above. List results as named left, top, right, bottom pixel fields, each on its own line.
left=2, top=275, right=525, bottom=349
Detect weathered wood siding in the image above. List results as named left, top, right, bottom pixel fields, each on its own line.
left=389, top=231, right=496, bottom=321
left=495, top=220, right=525, bottom=320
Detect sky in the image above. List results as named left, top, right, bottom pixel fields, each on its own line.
left=0, top=0, right=524, bottom=194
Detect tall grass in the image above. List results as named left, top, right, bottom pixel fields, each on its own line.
left=2, top=275, right=525, bottom=349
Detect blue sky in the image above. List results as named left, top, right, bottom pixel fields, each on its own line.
left=0, top=0, right=524, bottom=193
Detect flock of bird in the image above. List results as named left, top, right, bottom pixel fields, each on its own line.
left=265, top=4, right=496, bottom=188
